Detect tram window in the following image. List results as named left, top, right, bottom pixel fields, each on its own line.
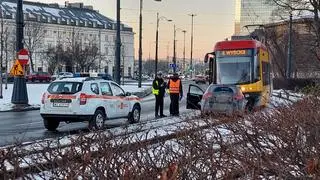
left=262, top=62, right=270, bottom=85
left=254, top=54, right=260, bottom=81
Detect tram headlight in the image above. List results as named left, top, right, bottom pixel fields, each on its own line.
left=241, top=87, right=246, bottom=92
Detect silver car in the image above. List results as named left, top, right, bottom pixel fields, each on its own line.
left=51, top=72, right=74, bottom=81
left=186, top=84, right=247, bottom=114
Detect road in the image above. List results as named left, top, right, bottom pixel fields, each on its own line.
left=0, top=80, right=208, bottom=146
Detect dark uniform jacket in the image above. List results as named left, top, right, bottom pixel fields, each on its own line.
left=152, top=77, right=166, bottom=97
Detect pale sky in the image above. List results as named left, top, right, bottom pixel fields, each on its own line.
left=29, top=0, right=236, bottom=61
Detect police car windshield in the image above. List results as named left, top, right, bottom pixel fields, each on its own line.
left=48, top=82, right=83, bottom=94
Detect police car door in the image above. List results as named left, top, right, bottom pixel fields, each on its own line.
left=110, top=82, right=129, bottom=118
left=100, top=82, right=117, bottom=118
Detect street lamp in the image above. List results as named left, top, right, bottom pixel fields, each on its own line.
left=173, top=25, right=186, bottom=73
left=189, top=14, right=196, bottom=77
left=115, top=0, right=121, bottom=84
left=182, top=30, right=187, bottom=73
left=11, top=0, right=28, bottom=105
left=138, top=0, right=162, bottom=88
left=155, top=13, right=171, bottom=75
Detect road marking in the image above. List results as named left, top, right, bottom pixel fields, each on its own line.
left=13, top=121, right=43, bottom=127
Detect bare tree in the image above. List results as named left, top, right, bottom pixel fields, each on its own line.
left=46, top=44, right=63, bottom=75
left=24, top=21, right=46, bottom=73
left=269, top=0, right=320, bottom=64
left=45, top=28, right=100, bottom=73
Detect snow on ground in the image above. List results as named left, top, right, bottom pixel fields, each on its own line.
left=0, top=84, right=48, bottom=112
left=0, top=83, right=151, bottom=112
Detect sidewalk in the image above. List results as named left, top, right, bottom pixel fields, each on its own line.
left=0, top=83, right=152, bottom=112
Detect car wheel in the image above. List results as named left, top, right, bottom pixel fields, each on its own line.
left=31, top=78, right=35, bottom=82
left=128, top=104, right=140, bottom=124
left=89, top=109, right=106, bottom=130
left=43, top=118, right=59, bottom=131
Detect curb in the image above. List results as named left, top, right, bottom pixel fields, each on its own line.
left=131, top=87, right=152, bottom=98
left=0, top=106, right=40, bottom=113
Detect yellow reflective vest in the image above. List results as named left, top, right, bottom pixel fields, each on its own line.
left=152, top=80, right=159, bottom=95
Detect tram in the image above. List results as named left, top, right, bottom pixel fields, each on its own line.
left=204, top=39, right=272, bottom=110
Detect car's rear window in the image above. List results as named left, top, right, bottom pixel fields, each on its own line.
left=210, top=86, right=234, bottom=93
left=48, top=82, right=83, bottom=94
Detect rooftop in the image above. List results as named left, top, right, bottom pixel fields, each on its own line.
left=0, top=0, right=132, bottom=32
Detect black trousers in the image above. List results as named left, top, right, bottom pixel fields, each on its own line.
left=155, top=95, right=164, bottom=116
left=170, top=94, right=180, bottom=115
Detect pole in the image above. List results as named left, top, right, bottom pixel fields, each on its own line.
left=5, top=30, right=7, bottom=89
left=11, top=0, right=28, bottom=105
left=189, top=14, right=196, bottom=77
left=0, top=10, right=3, bottom=99
left=155, top=12, right=159, bottom=75
left=286, top=13, right=292, bottom=79
left=173, top=25, right=176, bottom=73
left=138, top=0, right=143, bottom=88
left=115, top=0, right=121, bottom=84
left=182, top=30, right=186, bottom=73
left=98, top=29, right=101, bottom=72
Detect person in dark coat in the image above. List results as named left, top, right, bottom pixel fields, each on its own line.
left=167, top=73, right=183, bottom=116
left=152, top=71, right=167, bottom=118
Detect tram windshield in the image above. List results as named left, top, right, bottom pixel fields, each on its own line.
left=215, top=50, right=253, bottom=85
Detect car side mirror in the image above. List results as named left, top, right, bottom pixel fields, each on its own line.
left=126, top=92, right=131, bottom=96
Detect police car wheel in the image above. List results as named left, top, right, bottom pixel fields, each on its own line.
left=129, top=105, right=140, bottom=124
left=43, top=118, right=59, bottom=131
left=89, top=109, right=106, bottom=130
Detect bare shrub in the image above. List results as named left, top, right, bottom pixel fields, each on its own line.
left=1, top=96, right=320, bottom=179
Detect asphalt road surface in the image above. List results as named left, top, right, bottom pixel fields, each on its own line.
left=0, top=80, right=208, bottom=146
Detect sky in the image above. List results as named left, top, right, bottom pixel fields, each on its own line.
left=29, top=0, right=236, bottom=61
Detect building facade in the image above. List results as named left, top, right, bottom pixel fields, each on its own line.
left=264, top=17, right=320, bottom=78
left=0, top=0, right=134, bottom=77
left=235, top=0, right=283, bottom=35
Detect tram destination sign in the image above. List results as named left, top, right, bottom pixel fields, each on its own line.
left=220, top=49, right=251, bottom=57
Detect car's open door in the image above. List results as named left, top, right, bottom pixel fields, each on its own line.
left=186, top=84, right=204, bottom=110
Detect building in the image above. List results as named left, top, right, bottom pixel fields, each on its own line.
left=0, top=0, right=134, bottom=77
left=263, top=16, right=320, bottom=78
left=235, top=0, right=284, bottom=35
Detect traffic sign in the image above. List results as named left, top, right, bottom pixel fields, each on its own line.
left=17, top=48, right=29, bottom=65
left=10, top=60, right=24, bottom=76
left=169, top=63, right=177, bottom=68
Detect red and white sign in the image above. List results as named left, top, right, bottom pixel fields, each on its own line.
left=18, top=48, right=29, bottom=65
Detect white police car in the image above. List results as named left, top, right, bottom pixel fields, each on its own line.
left=40, top=77, right=141, bottom=131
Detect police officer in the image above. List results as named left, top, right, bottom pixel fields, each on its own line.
left=152, top=71, right=167, bottom=118
left=167, top=73, right=183, bottom=116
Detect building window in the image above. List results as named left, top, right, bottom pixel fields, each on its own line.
left=128, top=67, right=131, bottom=77
left=105, top=35, right=108, bottom=42
left=105, top=47, right=108, bottom=55
left=104, top=66, right=109, bottom=74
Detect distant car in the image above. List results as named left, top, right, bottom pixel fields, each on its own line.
left=179, top=74, right=186, bottom=79
left=97, top=73, right=114, bottom=81
left=195, top=75, right=207, bottom=84
left=186, top=84, right=247, bottom=114
left=40, top=77, right=141, bottom=131
left=1, top=73, right=14, bottom=82
left=142, top=74, right=150, bottom=80
left=51, top=72, right=74, bottom=81
left=27, top=72, right=51, bottom=82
